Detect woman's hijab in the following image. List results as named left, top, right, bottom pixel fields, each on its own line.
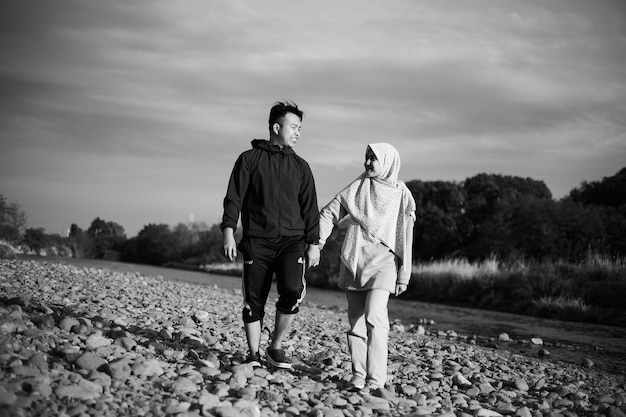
left=336, top=142, right=416, bottom=276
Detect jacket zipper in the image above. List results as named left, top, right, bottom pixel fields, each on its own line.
left=278, top=149, right=283, bottom=236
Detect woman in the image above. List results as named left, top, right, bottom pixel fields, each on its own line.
left=318, top=142, right=416, bottom=392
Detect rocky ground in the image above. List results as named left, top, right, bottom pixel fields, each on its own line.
left=0, top=259, right=624, bottom=417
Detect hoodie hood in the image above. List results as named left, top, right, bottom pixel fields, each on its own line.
left=251, top=139, right=296, bottom=155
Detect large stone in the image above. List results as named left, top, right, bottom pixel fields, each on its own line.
left=107, top=358, right=132, bottom=380
left=132, top=359, right=164, bottom=377
left=85, top=334, right=112, bottom=350
left=75, top=352, right=107, bottom=371
left=476, top=409, right=504, bottom=417
left=0, top=385, right=17, bottom=406
left=513, top=378, right=529, bottom=392
left=25, top=352, right=48, bottom=371
left=498, top=333, right=511, bottom=342
left=172, top=377, right=199, bottom=394
left=58, top=317, right=80, bottom=332
left=453, top=373, right=472, bottom=388
left=55, top=379, right=103, bottom=400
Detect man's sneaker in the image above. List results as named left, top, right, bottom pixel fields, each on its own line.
left=243, top=352, right=262, bottom=367
left=265, top=348, right=292, bottom=369
left=349, top=375, right=366, bottom=390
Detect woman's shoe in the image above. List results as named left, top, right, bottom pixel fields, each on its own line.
left=349, top=375, right=366, bottom=390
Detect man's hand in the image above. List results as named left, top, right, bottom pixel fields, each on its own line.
left=306, top=244, right=320, bottom=269
left=395, top=283, right=408, bottom=297
left=222, top=227, right=237, bottom=262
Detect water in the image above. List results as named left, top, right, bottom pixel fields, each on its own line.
left=26, top=256, right=626, bottom=375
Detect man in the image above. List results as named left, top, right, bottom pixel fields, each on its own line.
left=221, top=100, right=320, bottom=368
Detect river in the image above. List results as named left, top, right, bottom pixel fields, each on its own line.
left=23, top=256, right=626, bottom=375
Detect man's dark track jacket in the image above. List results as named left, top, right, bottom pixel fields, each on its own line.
left=221, top=139, right=320, bottom=245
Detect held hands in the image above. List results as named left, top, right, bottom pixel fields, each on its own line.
left=395, top=283, right=408, bottom=297
left=306, top=244, right=320, bottom=269
left=222, top=228, right=237, bottom=262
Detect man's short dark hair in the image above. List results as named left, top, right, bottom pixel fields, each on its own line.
left=268, top=101, right=304, bottom=131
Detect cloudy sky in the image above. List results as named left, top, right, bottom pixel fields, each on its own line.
left=1, top=0, right=625, bottom=237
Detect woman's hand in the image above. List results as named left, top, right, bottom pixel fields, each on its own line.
left=395, top=283, right=407, bottom=296
left=306, top=244, right=320, bottom=268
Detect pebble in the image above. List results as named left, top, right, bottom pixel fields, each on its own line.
left=54, top=378, right=103, bottom=400
left=132, top=359, right=164, bottom=377
left=172, top=377, right=199, bottom=394
left=85, top=334, right=112, bottom=349
left=75, top=351, right=107, bottom=371
left=453, top=373, right=472, bottom=387
left=581, top=358, right=594, bottom=368
left=0, top=258, right=624, bottom=417
left=59, top=316, right=80, bottom=332
left=513, top=378, right=529, bottom=392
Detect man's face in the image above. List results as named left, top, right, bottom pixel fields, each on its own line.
left=273, top=112, right=302, bottom=148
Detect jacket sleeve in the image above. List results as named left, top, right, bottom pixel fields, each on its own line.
left=397, top=212, right=416, bottom=285
left=318, top=197, right=347, bottom=249
left=299, top=161, right=320, bottom=245
left=220, top=153, right=249, bottom=232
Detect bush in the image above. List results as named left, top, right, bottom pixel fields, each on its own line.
left=399, top=255, right=626, bottom=326
left=0, top=241, right=17, bottom=259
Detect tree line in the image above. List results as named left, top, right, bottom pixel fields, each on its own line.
left=409, top=169, right=626, bottom=262
left=1, top=167, right=624, bottom=277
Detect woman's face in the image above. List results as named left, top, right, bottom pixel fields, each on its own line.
left=364, top=147, right=381, bottom=178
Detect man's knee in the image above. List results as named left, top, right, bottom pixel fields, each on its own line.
left=276, top=303, right=300, bottom=315
left=243, top=306, right=264, bottom=323
left=276, top=290, right=304, bottom=315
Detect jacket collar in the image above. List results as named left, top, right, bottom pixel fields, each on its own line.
left=251, top=139, right=295, bottom=155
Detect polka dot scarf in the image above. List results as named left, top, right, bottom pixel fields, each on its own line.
left=336, top=143, right=416, bottom=276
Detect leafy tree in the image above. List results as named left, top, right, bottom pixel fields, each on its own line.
left=188, top=222, right=210, bottom=242
left=461, top=174, right=552, bottom=260
left=603, top=205, right=626, bottom=255
left=406, top=180, right=467, bottom=260
left=68, top=223, right=91, bottom=257
left=463, top=173, right=551, bottom=222
left=23, top=228, right=48, bottom=252
left=195, top=223, right=232, bottom=265
left=568, top=167, right=626, bottom=207
left=118, top=221, right=241, bottom=268
left=559, top=166, right=626, bottom=258
left=552, top=200, right=607, bottom=261
left=166, top=222, right=214, bottom=268
left=166, top=223, right=193, bottom=264
left=505, top=197, right=557, bottom=260
left=69, top=223, right=83, bottom=239
left=86, top=217, right=126, bottom=239
left=121, top=223, right=172, bottom=265
left=0, top=195, right=27, bottom=242
left=85, top=217, right=127, bottom=260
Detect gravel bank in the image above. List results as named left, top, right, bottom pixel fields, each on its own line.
left=0, top=259, right=624, bottom=417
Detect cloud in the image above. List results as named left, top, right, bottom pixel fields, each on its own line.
left=1, top=0, right=625, bottom=235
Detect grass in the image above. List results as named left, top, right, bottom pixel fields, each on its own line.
left=201, top=262, right=243, bottom=277
left=411, top=255, right=503, bottom=278
left=532, top=295, right=591, bottom=323
left=404, top=253, right=626, bottom=327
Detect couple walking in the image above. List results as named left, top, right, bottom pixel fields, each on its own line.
left=220, top=101, right=416, bottom=392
